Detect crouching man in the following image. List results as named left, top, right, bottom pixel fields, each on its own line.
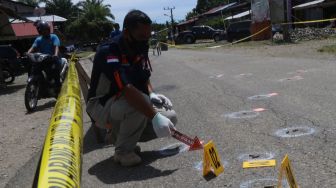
left=87, top=10, right=177, bottom=166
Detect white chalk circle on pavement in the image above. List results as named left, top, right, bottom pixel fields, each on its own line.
left=240, top=178, right=289, bottom=188
left=238, top=152, right=275, bottom=161
left=223, top=111, right=260, bottom=119
left=193, top=161, right=204, bottom=171
left=209, top=73, right=224, bottom=79
left=287, top=69, right=308, bottom=75
left=248, top=93, right=278, bottom=100
left=156, top=143, right=189, bottom=156
left=235, top=73, right=253, bottom=78
left=274, top=127, right=316, bottom=138
left=193, top=160, right=229, bottom=172
left=278, top=75, right=303, bottom=82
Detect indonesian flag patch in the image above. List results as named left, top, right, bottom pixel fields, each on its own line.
left=107, top=56, right=119, bottom=64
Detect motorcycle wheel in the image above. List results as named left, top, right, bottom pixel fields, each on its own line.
left=3, top=69, right=15, bottom=84
left=214, top=35, right=220, bottom=42
left=24, top=82, right=39, bottom=112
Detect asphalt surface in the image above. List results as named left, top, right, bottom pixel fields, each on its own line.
left=81, top=46, right=336, bottom=187
left=4, top=41, right=336, bottom=187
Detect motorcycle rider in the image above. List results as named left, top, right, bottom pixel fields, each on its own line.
left=27, top=20, right=67, bottom=85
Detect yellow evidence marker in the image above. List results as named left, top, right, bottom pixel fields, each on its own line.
left=203, top=140, right=224, bottom=176
left=277, top=154, right=298, bottom=188
left=243, top=159, right=276, bottom=169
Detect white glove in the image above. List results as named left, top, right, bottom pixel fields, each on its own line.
left=150, top=93, right=173, bottom=108
left=156, top=94, right=173, bottom=108
left=152, top=113, right=176, bottom=138
left=150, top=92, right=162, bottom=104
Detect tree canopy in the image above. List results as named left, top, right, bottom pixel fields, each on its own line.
left=195, top=0, right=227, bottom=14
left=185, top=0, right=225, bottom=20
left=43, top=0, right=78, bottom=20
left=17, top=0, right=39, bottom=7
left=65, top=0, right=114, bottom=42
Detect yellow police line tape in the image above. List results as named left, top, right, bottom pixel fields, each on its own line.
left=158, top=41, right=192, bottom=49
left=231, top=26, right=271, bottom=45
left=158, top=26, right=271, bottom=49
left=158, top=41, right=214, bottom=49
left=159, top=26, right=270, bottom=49
left=36, top=55, right=83, bottom=188
left=280, top=17, right=336, bottom=25
left=157, top=17, right=336, bottom=50
left=225, top=17, right=336, bottom=45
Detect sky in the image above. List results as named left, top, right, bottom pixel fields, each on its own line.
left=73, top=0, right=198, bottom=25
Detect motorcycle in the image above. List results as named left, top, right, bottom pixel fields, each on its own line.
left=1, top=65, right=15, bottom=84
left=0, top=55, right=30, bottom=85
left=24, top=53, right=68, bottom=112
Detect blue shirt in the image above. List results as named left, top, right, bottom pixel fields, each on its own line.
left=32, top=34, right=60, bottom=55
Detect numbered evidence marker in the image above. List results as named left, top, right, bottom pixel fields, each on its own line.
left=277, top=154, right=298, bottom=188
left=203, top=140, right=224, bottom=176
left=243, top=159, right=276, bottom=169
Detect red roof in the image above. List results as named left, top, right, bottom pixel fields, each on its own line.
left=177, top=17, right=199, bottom=26
left=10, top=22, right=54, bottom=38
left=202, top=2, right=237, bottom=16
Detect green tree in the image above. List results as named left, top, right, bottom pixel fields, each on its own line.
left=152, top=22, right=166, bottom=32
left=65, top=0, right=114, bottom=43
left=185, top=8, right=198, bottom=20
left=17, top=0, right=39, bottom=7
left=195, top=0, right=229, bottom=14
left=184, top=0, right=225, bottom=21
left=43, top=0, right=78, bottom=20
left=77, top=0, right=114, bottom=21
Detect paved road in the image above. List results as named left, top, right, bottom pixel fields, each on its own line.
left=81, top=45, right=336, bottom=187
left=4, top=40, right=336, bottom=187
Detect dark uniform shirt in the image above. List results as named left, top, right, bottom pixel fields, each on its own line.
left=88, top=35, right=151, bottom=105
left=110, top=30, right=121, bottom=39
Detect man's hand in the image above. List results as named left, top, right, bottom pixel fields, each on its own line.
left=156, top=94, right=172, bottom=108
left=150, top=93, right=173, bottom=108
left=150, top=92, right=162, bottom=104
left=152, top=113, right=176, bottom=138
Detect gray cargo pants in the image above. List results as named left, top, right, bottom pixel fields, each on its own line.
left=107, top=94, right=177, bottom=153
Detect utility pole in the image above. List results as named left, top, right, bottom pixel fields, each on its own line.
left=283, top=0, right=292, bottom=42
left=164, top=6, right=175, bottom=44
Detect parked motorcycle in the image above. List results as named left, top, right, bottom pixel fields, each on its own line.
left=1, top=57, right=30, bottom=84
left=1, top=60, right=15, bottom=84
left=24, top=53, right=68, bottom=112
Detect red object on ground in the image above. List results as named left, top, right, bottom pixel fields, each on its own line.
left=171, top=129, right=203, bottom=151
left=189, top=136, right=203, bottom=151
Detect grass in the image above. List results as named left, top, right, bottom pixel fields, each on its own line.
left=318, top=44, right=336, bottom=54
